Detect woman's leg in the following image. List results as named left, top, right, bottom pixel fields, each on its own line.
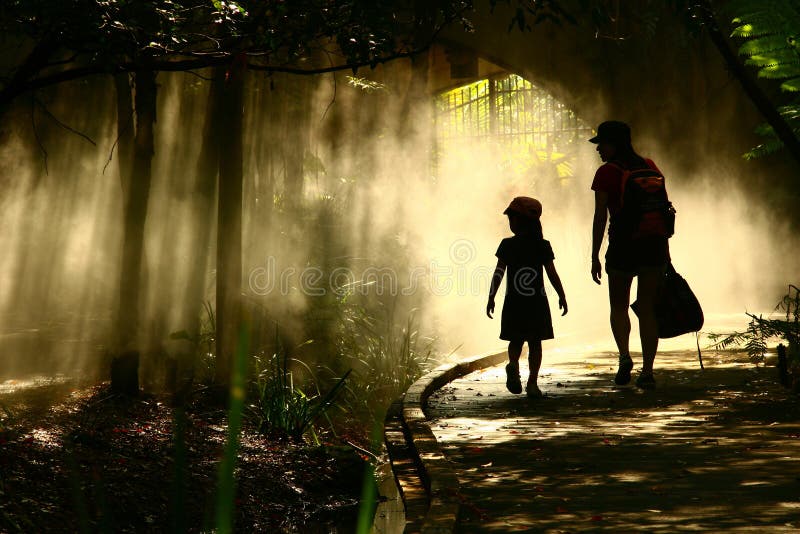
left=608, top=272, right=634, bottom=357
left=636, top=270, right=661, bottom=375
left=526, top=339, right=542, bottom=384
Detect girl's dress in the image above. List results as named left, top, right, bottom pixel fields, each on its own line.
left=495, top=234, right=555, bottom=341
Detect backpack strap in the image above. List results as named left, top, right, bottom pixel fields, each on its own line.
left=604, top=162, right=631, bottom=208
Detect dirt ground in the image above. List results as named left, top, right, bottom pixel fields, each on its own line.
left=427, top=350, right=800, bottom=532
left=0, top=379, right=376, bottom=532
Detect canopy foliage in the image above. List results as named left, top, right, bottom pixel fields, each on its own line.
left=0, top=0, right=581, bottom=109
left=726, top=0, right=800, bottom=158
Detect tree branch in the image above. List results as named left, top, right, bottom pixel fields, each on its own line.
left=0, top=41, right=439, bottom=110
left=34, top=96, right=97, bottom=146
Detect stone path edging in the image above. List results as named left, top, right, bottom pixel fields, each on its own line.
left=390, top=349, right=507, bottom=533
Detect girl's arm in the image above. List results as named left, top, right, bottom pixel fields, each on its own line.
left=487, top=259, right=506, bottom=318
left=544, top=261, right=568, bottom=316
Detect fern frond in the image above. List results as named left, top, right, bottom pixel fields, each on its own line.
left=780, top=75, right=800, bottom=91
left=743, top=99, right=800, bottom=158
left=744, top=139, right=786, bottom=159
left=729, top=0, right=800, bottom=32
left=739, top=35, right=796, bottom=56
left=706, top=331, right=750, bottom=350
left=758, top=64, right=800, bottom=80
left=729, top=0, right=800, bottom=81
left=744, top=52, right=800, bottom=69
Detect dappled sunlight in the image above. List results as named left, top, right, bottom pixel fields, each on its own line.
left=0, top=375, right=72, bottom=395
left=427, top=351, right=800, bottom=531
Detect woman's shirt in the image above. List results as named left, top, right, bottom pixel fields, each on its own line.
left=495, top=234, right=554, bottom=299
left=591, top=158, right=671, bottom=266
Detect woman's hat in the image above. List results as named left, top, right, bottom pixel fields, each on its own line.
left=503, top=196, right=542, bottom=219
left=589, top=120, right=631, bottom=144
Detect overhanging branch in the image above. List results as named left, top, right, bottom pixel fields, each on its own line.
left=0, top=42, right=437, bottom=109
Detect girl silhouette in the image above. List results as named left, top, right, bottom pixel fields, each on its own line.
left=487, top=197, right=567, bottom=398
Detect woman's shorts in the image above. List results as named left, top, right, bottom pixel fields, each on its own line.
left=605, top=236, right=670, bottom=277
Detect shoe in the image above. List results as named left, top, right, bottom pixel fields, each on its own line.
left=525, top=382, right=543, bottom=398
left=635, top=372, right=656, bottom=390
left=615, top=355, right=634, bottom=385
left=505, top=363, right=522, bottom=394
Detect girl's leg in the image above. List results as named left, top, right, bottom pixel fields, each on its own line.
left=506, top=340, right=524, bottom=394
left=526, top=339, right=543, bottom=384
left=525, top=339, right=544, bottom=398
left=507, top=340, right=524, bottom=365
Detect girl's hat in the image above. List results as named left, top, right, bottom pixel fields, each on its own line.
left=503, top=196, right=542, bottom=219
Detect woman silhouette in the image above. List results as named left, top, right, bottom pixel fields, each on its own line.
left=589, top=121, right=669, bottom=390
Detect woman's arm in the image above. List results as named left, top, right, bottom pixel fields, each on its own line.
left=591, top=191, right=609, bottom=285
left=487, top=259, right=506, bottom=318
left=544, top=261, right=568, bottom=316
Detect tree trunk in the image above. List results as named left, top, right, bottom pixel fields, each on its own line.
left=397, top=1, right=434, bottom=141
left=215, top=58, right=246, bottom=389
left=113, top=69, right=157, bottom=395
left=113, top=74, right=134, bottom=200
left=175, top=69, right=223, bottom=379
left=283, top=77, right=309, bottom=210
left=698, top=2, right=800, bottom=167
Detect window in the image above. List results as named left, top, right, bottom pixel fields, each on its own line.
left=434, top=74, right=591, bottom=182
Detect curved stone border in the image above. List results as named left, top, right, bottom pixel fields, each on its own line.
left=392, top=349, right=507, bottom=533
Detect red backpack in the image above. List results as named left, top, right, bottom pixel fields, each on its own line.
left=610, top=162, right=676, bottom=240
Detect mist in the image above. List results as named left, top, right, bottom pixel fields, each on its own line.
left=0, top=54, right=798, bottom=386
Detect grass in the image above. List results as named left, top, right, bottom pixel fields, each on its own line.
left=329, top=292, right=437, bottom=424
left=155, top=285, right=442, bottom=529
left=249, top=336, right=351, bottom=442
left=168, top=301, right=217, bottom=387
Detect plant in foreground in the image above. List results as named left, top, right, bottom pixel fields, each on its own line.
left=249, top=346, right=350, bottom=442
left=708, top=285, right=800, bottom=385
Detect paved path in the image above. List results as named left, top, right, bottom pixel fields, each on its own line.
left=426, top=350, right=800, bottom=532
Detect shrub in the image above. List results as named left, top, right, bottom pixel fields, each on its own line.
left=249, top=346, right=350, bottom=442
left=708, top=285, right=800, bottom=378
